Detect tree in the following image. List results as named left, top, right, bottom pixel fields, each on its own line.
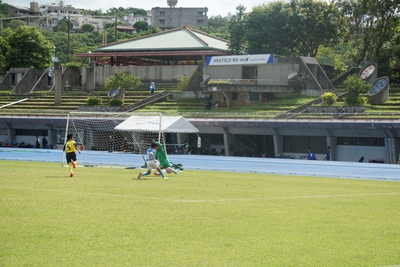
left=133, top=21, right=148, bottom=33
left=286, top=0, right=346, bottom=57
left=0, top=36, right=10, bottom=72
left=81, top=23, right=95, bottom=33
left=245, top=3, right=289, bottom=55
left=6, top=20, right=25, bottom=30
left=3, top=26, right=54, bottom=70
left=56, top=17, right=72, bottom=32
left=197, top=15, right=230, bottom=40
left=104, top=70, right=142, bottom=93
left=245, top=0, right=345, bottom=57
left=0, top=0, right=8, bottom=17
left=335, top=0, right=400, bottom=65
left=228, top=5, right=247, bottom=54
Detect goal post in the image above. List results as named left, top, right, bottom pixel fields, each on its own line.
left=63, top=111, right=165, bottom=168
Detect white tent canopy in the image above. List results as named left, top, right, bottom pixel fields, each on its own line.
left=114, top=116, right=199, bottom=133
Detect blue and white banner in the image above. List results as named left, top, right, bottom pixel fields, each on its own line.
left=205, top=54, right=274, bottom=66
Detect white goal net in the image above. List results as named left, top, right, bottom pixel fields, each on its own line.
left=63, top=112, right=166, bottom=168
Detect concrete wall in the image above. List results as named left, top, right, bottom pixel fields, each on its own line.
left=82, top=65, right=198, bottom=86
left=62, top=68, right=81, bottom=87
left=13, top=69, right=44, bottom=94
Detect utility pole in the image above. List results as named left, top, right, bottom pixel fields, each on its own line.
left=67, top=15, right=70, bottom=62
left=114, top=16, right=117, bottom=42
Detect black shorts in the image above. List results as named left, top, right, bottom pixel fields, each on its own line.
left=66, top=152, right=77, bottom=163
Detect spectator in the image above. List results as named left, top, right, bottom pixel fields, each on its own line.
left=35, top=135, right=41, bottom=148
left=42, top=136, right=48, bottom=149
left=323, top=146, right=331, bottom=161
left=205, top=100, right=212, bottom=110
left=149, top=80, right=155, bottom=93
left=307, top=148, right=316, bottom=160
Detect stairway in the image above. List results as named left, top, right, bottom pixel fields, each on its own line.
left=120, top=91, right=172, bottom=112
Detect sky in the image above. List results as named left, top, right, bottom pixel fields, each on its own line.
left=5, top=0, right=273, bottom=17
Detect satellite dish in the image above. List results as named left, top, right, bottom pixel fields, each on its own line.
left=48, top=71, right=53, bottom=77
left=367, top=76, right=390, bottom=104
left=358, top=63, right=378, bottom=84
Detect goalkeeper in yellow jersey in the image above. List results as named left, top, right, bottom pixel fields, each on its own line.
left=63, top=134, right=81, bottom=177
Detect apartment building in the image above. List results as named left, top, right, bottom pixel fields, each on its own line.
left=151, top=6, right=208, bottom=29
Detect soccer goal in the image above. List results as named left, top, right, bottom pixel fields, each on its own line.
left=63, top=112, right=166, bottom=168
left=63, top=112, right=198, bottom=168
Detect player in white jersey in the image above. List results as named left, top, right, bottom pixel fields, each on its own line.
left=137, top=143, right=167, bottom=180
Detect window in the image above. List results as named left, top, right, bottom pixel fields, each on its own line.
left=159, top=20, right=165, bottom=24
left=232, top=92, right=238, bottom=101
left=337, top=137, right=384, bottom=146
left=16, top=129, right=47, bottom=136
left=283, top=136, right=326, bottom=154
left=249, top=92, right=259, bottom=101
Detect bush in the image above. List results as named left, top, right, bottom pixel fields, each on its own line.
left=176, top=74, right=189, bottom=90
left=343, top=75, right=370, bottom=105
left=109, top=98, right=123, bottom=106
left=207, top=80, right=232, bottom=85
left=321, top=92, right=337, bottom=105
left=86, top=97, right=102, bottom=106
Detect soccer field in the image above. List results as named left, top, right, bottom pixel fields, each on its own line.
left=1, top=160, right=399, bottom=267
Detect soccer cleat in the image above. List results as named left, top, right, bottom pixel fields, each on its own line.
left=137, top=172, right=142, bottom=179
left=71, top=161, right=76, bottom=169
left=70, top=173, right=74, bottom=177
left=162, top=176, right=168, bottom=180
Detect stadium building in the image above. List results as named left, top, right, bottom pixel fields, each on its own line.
left=0, top=27, right=399, bottom=164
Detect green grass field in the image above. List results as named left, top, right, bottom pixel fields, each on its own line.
left=1, top=160, right=399, bottom=267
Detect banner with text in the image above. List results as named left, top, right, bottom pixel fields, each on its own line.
left=205, top=54, right=274, bottom=66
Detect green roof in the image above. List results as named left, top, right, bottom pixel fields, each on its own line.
left=95, top=26, right=229, bottom=53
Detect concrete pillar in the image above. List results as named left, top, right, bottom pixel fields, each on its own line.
left=86, top=63, right=96, bottom=93
left=385, top=137, right=398, bottom=164
left=54, top=62, right=62, bottom=106
left=273, top=135, right=283, bottom=157
left=326, top=136, right=336, bottom=161
left=223, top=133, right=229, bottom=156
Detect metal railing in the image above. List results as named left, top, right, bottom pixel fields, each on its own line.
left=1, top=110, right=400, bottom=121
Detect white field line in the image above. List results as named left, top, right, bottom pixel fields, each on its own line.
left=1, top=186, right=399, bottom=203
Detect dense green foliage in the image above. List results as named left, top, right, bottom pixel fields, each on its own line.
left=343, top=75, right=371, bottom=105
left=104, top=70, right=142, bottom=92
left=244, top=0, right=345, bottom=57
left=1, top=26, right=53, bottom=70
left=108, top=98, right=123, bottom=106
left=86, top=97, right=102, bottom=105
left=81, top=23, right=95, bottom=33
left=321, top=92, right=337, bottom=105
left=228, top=5, right=247, bottom=54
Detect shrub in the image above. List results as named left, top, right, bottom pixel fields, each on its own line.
left=207, top=80, right=232, bottom=85
left=109, top=98, right=123, bottom=106
left=321, top=92, right=337, bottom=105
left=86, top=97, right=102, bottom=106
left=343, top=75, right=370, bottom=105
left=176, top=74, right=190, bottom=90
